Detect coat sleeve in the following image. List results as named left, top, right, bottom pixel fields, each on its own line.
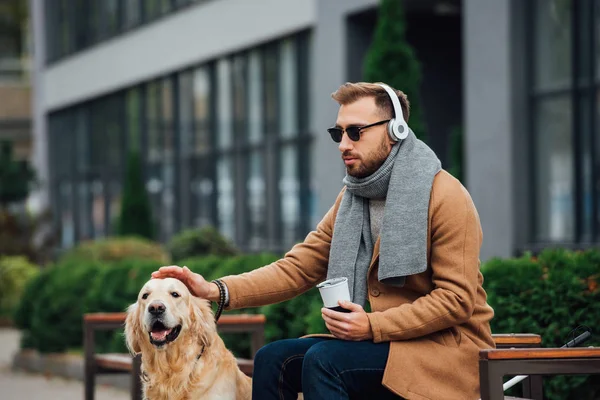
left=220, top=190, right=344, bottom=310
left=366, top=178, right=483, bottom=342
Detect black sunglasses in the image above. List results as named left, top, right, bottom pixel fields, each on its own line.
left=327, top=119, right=390, bottom=143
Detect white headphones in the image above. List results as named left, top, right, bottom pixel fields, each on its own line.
left=377, top=83, right=409, bottom=141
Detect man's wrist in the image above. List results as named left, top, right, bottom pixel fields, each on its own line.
left=208, top=282, right=221, bottom=302
left=208, top=280, right=230, bottom=306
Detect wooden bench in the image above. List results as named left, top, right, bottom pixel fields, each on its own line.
left=83, top=312, right=265, bottom=400
left=479, top=347, right=600, bottom=400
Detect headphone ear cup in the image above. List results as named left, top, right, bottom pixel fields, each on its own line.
left=387, top=119, right=399, bottom=142
left=394, top=119, right=409, bottom=140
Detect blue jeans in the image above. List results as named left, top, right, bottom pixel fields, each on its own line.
left=252, top=338, right=402, bottom=399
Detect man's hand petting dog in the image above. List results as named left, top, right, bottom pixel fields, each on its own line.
left=321, top=300, right=373, bottom=341
left=152, top=265, right=220, bottom=301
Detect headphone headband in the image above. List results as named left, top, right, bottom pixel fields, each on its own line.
left=377, top=83, right=409, bottom=141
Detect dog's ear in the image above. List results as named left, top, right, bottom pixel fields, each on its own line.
left=189, top=297, right=216, bottom=348
left=124, top=302, right=142, bottom=354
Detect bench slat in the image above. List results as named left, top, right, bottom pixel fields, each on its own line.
left=480, top=347, right=600, bottom=360
left=95, top=353, right=254, bottom=375
left=96, top=354, right=134, bottom=371
left=84, top=312, right=265, bottom=326
left=491, top=333, right=541, bottom=346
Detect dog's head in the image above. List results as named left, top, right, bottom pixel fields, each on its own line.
left=125, top=278, right=216, bottom=354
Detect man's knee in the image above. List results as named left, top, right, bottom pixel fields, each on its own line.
left=302, top=341, right=339, bottom=376
left=254, top=339, right=304, bottom=370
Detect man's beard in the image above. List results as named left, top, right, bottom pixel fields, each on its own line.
left=345, top=139, right=390, bottom=179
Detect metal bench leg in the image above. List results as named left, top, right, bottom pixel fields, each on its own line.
left=84, top=322, right=95, bottom=400
left=132, top=354, right=143, bottom=400
left=519, top=374, right=544, bottom=400
left=84, top=363, right=95, bottom=400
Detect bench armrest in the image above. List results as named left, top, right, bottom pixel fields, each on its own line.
left=491, top=333, right=542, bottom=348
left=480, top=347, right=600, bottom=360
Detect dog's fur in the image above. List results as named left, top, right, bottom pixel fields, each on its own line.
left=125, top=278, right=252, bottom=400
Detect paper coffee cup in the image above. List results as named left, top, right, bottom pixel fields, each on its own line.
left=317, top=277, right=351, bottom=309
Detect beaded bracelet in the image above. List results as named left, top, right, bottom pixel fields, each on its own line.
left=211, top=279, right=227, bottom=322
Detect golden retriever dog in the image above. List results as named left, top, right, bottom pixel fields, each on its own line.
left=125, top=277, right=252, bottom=400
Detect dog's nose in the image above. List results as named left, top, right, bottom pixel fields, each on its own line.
left=148, top=302, right=166, bottom=316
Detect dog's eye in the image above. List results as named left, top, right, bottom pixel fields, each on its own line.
left=171, top=292, right=180, bottom=298
left=141, top=293, right=149, bottom=300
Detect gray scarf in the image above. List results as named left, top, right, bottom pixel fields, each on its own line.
left=327, top=129, right=441, bottom=307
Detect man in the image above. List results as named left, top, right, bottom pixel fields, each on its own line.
left=152, top=82, right=495, bottom=399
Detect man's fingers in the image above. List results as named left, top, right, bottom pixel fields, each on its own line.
left=322, top=313, right=349, bottom=331
left=338, top=300, right=363, bottom=312
left=322, top=307, right=352, bottom=322
left=151, top=265, right=183, bottom=278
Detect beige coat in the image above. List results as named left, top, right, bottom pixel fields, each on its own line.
left=222, top=170, right=495, bottom=400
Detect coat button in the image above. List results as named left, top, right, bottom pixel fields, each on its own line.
left=370, top=288, right=380, bottom=297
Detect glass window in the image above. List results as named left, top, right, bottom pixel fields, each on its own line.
left=193, top=66, right=212, bottom=153
left=534, top=0, right=572, bottom=91
left=193, top=157, right=215, bottom=228
left=217, top=157, right=235, bottom=241
left=279, top=146, right=300, bottom=247
left=105, top=96, right=124, bottom=169
left=191, top=66, right=216, bottom=228
left=248, top=50, right=264, bottom=144
left=247, top=153, right=267, bottom=249
left=126, top=88, right=142, bottom=152
left=216, top=59, right=233, bottom=149
left=59, top=181, right=75, bottom=248
left=279, top=39, right=298, bottom=138
left=534, top=97, right=574, bottom=242
left=91, top=178, right=106, bottom=238
left=105, top=0, right=121, bottom=37
left=264, top=45, right=279, bottom=135
left=161, top=78, right=176, bottom=238
left=123, top=0, right=142, bottom=30
left=232, top=54, right=248, bottom=141
left=146, top=81, right=162, bottom=163
left=77, top=181, right=92, bottom=240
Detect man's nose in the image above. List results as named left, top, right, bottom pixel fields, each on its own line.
left=338, top=132, right=353, bottom=153
left=148, top=301, right=166, bottom=316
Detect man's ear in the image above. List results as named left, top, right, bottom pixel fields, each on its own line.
left=124, top=302, right=142, bottom=354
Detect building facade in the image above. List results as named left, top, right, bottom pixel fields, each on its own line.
left=30, top=0, right=598, bottom=260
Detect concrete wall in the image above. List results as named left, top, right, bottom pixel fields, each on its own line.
left=464, top=0, right=518, bottom=260
left=30, top=0, right=49, bottom=212
left=43, top=0, right=316, bottom=111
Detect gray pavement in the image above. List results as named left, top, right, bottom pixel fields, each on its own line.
left=0, top=328, right=130, bottom=400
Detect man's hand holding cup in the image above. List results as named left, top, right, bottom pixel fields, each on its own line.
left=317, top=278, right=373, bottom=341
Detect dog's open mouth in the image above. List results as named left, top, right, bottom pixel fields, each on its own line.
left=148, top=321, right=182, bottom=346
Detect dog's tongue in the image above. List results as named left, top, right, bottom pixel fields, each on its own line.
left=151, top=328, right=172, bottom=341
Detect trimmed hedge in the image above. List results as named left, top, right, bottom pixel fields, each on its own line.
left=167, top=226, right=239, bottom=262
left=58, top=236, right=170, bottom=265
left=0, top=256, right=38, bottom=319
left=14, top=259, right=102, bottom=352
left=482, top=248, right=600, bottom=400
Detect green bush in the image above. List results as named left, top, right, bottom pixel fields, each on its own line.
left=14, top=259, right=102, bottom=353
left=482, top=249, right=600, bottom=400
left=84, top=258, right=164, bottom=353
left=0, top=256, right=39, bottom=320
left=58, top=236, right=170, bottom=265
left=167, top=226, right=239, bottom=262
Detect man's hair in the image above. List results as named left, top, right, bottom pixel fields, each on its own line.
left=331, top=82, right=410, bottom=123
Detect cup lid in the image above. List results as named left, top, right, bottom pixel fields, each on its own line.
left=316, top=277, right=348, bottom=288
